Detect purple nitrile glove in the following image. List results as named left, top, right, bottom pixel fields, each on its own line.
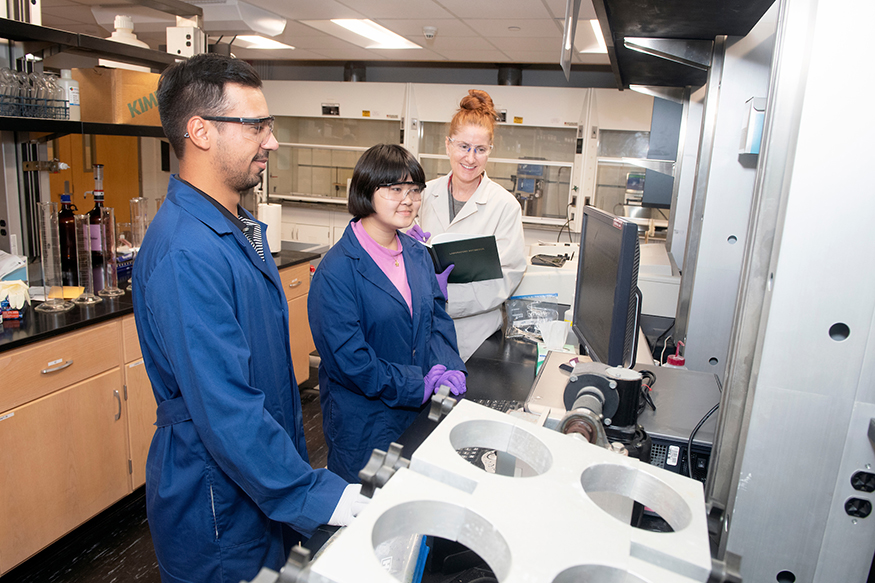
left=436, top=264, right=454, bottom=300
left=408, top=224, right=431, bottom=243
left=437, top=370, right=467, bottom=398
left=423, top=364, right=447, bottom=404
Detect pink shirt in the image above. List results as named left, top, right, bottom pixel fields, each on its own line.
left=351, top=220, right=413, bottom=315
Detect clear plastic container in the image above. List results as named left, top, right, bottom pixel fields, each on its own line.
left=59, top=69, right=80, bottom=121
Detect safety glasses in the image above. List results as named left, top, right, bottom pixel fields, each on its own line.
left=447, top=136, right=493, bottom=157
left=377, top=181, right=426, bottom=202
left=201, top=115, right=275, bottom=144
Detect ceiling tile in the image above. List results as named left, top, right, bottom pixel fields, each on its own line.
left=306, top=47, right=392, bottom=60
left=34, top=0, right=611, bottom=67
left=426, top=49, right=513, bottom=62
left=370, top=19, right=480, bottom=37
left=333, top=0, right=455, bottom=19
left=463, top=19, right=563, bottom=37
left=434, top=0, right=552, bottom=19
left=255, top=0, right=366, bottom=20
left=489, top=37, right=560, bottom=51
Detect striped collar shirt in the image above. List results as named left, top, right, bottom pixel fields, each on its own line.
left=179, top=178, right=265, bottom=260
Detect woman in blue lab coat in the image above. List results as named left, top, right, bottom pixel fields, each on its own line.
left=309, top=144, right=467, bottom=483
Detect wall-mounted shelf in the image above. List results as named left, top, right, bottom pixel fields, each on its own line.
left=0, top=116, right=165, bottom=141
left=0, top=17, right=182, bottom=71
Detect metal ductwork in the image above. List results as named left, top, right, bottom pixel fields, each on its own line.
left=91, top=0, right=286, bottom=38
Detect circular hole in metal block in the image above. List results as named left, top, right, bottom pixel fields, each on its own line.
left=580, top=463, right=693, bottom=532
left=553, top=564, right=650, bottom=583
left=449, top=419, right=553, bottom=476
left=829, top=322, right=850, bottom=341
left=372, top=501, right=511, bottom=581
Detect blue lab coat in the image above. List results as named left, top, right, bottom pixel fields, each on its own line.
left=132, top=176, right=347, bottom=583
left=308, top=220, right=465, bottom=483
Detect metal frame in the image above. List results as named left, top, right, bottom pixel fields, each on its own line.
left=673, top=37, right=725, bottom=345
left=711, top=0, right=875, bottom=580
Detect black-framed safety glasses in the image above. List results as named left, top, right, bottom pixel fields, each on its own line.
left=201, top=115, right=275, bottom=144
left=377, top=181, right=426, bottom=202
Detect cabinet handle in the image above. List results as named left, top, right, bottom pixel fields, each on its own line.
left=288, top=279, right=302, bottom=288
left=41, top=359, right=73, bottom=374
left=113, top=390, right=121, bottom=421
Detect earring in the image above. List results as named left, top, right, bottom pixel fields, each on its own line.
left=184, top=132, right=190, bottom=138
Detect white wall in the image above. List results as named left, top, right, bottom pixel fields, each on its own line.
left=139, top=137, right=172, bottom=220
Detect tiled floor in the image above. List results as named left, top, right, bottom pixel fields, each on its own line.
left=2, top=381, right=327, bottom=583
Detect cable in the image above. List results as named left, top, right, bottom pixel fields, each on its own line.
left=686, top=402, right=719, bottom=479
left=556, top=200, right=574, bottom=242
left=660, top=335, right=672, bottom=364
left=655, top=321, right=674, bottom=349
left=639, top=369, right=656, bottom=412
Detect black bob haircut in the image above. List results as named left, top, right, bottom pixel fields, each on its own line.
left=347, top=144, right=426, bottom=219
left=157, top=53, right=262, bottom=158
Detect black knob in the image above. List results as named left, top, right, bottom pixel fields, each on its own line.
left=844, top=497, right=872, bottom=518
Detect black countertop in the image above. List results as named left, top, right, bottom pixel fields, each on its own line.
left=395, top=328, right=541, bottom=455
left=0, top=249, right=319, bottom=354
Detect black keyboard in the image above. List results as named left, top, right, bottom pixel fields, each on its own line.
left=456, top=399, right=523, bottom=472
left=456, top=446, right=497, bottom=472
left=469, top=398, right=523, bottom=413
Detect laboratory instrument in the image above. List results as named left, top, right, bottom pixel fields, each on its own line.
left=245, top=397, right=713, bottom=583
left=85, top=164, right=106, bottom=291
left=71, top=214, right=101, bottom=305
left=98, top=206, right=123, bottom=297
left=58, top=184, right=78, bottom=286
left=34, top=201, right=74, bottom=313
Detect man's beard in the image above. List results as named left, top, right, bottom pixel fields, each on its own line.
left=228, top=151, right=267, bottom=193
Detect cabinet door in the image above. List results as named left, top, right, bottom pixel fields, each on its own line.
left=124, top=359, right=157, bottom=489
left=288, top=294, right=314, bottom=385
left=0, top=369, right=129, bottom=574
left=295, top=223, right=332, bottom=246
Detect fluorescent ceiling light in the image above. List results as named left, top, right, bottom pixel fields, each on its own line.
left=234, top=35, right=294, bottom=50
left=576, top=19, right=608, bottom=54
left=330, top=19, right=421, bottom=49
left=589, top=20, right=607, bottom=53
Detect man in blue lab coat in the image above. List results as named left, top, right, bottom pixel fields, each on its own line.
left=132, top=54, right=365, bottom=583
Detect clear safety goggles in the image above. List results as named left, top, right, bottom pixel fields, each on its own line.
left=377, top=181, right=426, bottom=202
left=447, top=136, right=493, bottom=157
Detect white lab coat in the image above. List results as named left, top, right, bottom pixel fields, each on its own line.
left=419, top=173, right=526, bottom=361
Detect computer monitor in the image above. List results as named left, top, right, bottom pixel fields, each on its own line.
left=572, top=206, right=642, bottom=368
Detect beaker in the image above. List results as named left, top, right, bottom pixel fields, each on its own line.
left=130, top=197, right=148, bottom=251
left=98, top=207, right=124, bottom=297
left=128, top=197, right=148, bottom=291
left=72, top=214, right=102, bottom=305
left=34, top=201, right=74, bottom=313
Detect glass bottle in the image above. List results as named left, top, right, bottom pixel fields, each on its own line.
left=58, top=181, right=78, bottom=286
left=87, top=164, right=106, bottom=291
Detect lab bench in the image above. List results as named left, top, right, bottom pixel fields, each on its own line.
left=0, top=249, right=318, bottom=576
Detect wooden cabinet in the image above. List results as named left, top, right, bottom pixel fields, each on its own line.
left=0, top=368, right=130, bottom=574
left=121, top=316, right=157, bottom=489
left=0, top=321, right=123, bottom=414
left=279, top=262, right=315, bottom=385
left=0, top=318, right=157, bottom=575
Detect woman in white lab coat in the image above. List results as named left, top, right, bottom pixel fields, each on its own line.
left=417, top=89, right=526, bottom=361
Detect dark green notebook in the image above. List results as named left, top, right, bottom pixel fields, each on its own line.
left=426, top=235, right=502, bottom=284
